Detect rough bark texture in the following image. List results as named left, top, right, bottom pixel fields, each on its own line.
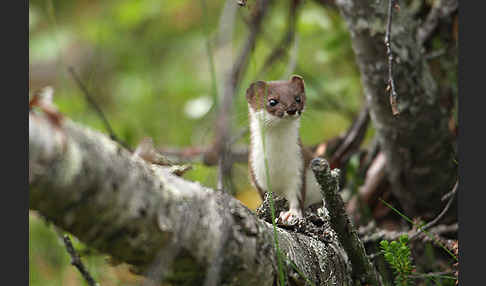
left=311, top=158, right=383, bottom=286
left=335, top=0, right=457, bottom=219
left=29, top=112, right=353, bottom=285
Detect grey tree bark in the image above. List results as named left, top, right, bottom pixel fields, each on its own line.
left=29, top=112, right=353, bottom=285
left=334, top=0, right=457, bottom=219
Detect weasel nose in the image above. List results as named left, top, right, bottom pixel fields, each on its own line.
left=287, top=108, right=297, bottom=115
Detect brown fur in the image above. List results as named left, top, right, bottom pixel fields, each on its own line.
left=246, top=75, right=306, bottom=116
left=298, top=138, right=315, bottom=211
left=248, top=132, right=265, bottom=199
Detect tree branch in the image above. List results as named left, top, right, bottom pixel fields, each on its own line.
left=256, top=0, right=301, bottom=79
left=409, top=180, right=457, bottom=240
left=206, top=0, right=272, bottom=193
left=359, top=221, right=458, bottom=245
left=62, top=234, right=99, bottom=286
left=330, top=105, right=370, bottom=169
left=67, top=67, right=130, bottom=151
left=385, top=0, right=399, bottom=115
left=29, top=111, right=353, bottom=285
left=311, top=158, right=384, bottom=285
left=416, top=0, right=458, bottom=46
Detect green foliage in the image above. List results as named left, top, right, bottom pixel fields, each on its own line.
left=379, top=199, right=457, bottom=262
left=380, top=235, right=415, bottom=286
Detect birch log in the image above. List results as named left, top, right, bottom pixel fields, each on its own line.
left=29, top=112, right=352, bottom=285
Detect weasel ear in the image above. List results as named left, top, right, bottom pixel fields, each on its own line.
left=246, top=80, right=267, bottom=102
left=290, top=75, right=305, bottom=93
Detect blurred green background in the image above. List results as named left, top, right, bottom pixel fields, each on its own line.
left=29, top=0, right=367, bottom=284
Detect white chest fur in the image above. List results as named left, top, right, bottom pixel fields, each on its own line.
left=248, top=107, right=324, bottom=212
left=249, top=108, right=304, bottom=207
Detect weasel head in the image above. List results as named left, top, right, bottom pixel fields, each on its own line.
left=246, top=75, right=306, bottom=126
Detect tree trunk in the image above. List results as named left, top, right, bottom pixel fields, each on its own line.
left=335, top=0, right=457, bottom=219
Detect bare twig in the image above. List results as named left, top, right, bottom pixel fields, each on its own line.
left=424, top=48, right=447, bottom=60
left=346, top=151, right=387, bottom=220
left=362, top=221, right=458, bottom=268
left=283, top=34, right=299, bottom=78
left=160, top=145, right=248, bottom=165
left=159, top=146, right=208, bottom=163
left=68, top=67, right=130, bottom=151
left=410, top=180, right=457, bottom=240
left=207, top=2, right=270, bottom=282
left=385, top=0, right=399, bottom=115
left=215, top=0, right=238, bottom=96
left=330, top=105, right=370, bottom=169
left=201, top=0, right=219, bottom=111
left=429, top=222, right=458, bottom=235
left=417, top=0, right=458, bottom=46
left=441, top=180, right=458, bottom=201
left=296, top=69, right=356, bottom=119
left=360, top=137, right=381, bottom=177
left=359, top=221, right=458, bottom=244
left=208, top=0, right=272, bottom=193
left=133, top=137, right=173, bottom=166
left=256, top=0, right=301, bottom=79
left=62, top=234, right=99, bottom=286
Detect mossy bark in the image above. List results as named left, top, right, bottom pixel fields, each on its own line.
left=335, top=0, right=457, bottom=219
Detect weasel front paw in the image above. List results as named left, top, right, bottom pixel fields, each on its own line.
left=278, top=208, right=303, bottom=224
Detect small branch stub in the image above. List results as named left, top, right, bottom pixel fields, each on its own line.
left=311, top=157, right=384, bottom=285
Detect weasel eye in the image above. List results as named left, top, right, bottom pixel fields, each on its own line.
left=269, top=99, right=278, bottom=106
left=295, top=96, right=301, bottom=103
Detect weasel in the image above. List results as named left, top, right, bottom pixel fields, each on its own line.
left=246, top=75, right=323, bottom=223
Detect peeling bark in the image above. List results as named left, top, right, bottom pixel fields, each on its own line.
left=334, top=0, right=457, bottom=219
left=29, top=112, right=353, bottom=285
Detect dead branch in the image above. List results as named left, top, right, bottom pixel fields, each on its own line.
left=346, top=151, right=387, bottom=221
left=159, top=145, right=248, bottom=165
left=256, top=0, right=301, bottom=79
left=62, top=234, right=99, bottom=286
left=409, top=180, right=457, bottom=240
left=441, top=180, right=458, bottom=201
left=29, top=111, right=353, bottom=285
left=68, top=67, right=130, bottom=151
left=359, top=221, right=458, bottom=245
left=358, top=152, right=387, bottom=205
left=385, top=0, right=399, bottom=115
left=330, top=105, right=370, bottom=169
left=206, top=0, right=272, bottom=193
left=311, top=158, right=384, bottom=285
left=417, top=0, right=458, bottom=46
left=424, top=48, right=447, bottom=60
